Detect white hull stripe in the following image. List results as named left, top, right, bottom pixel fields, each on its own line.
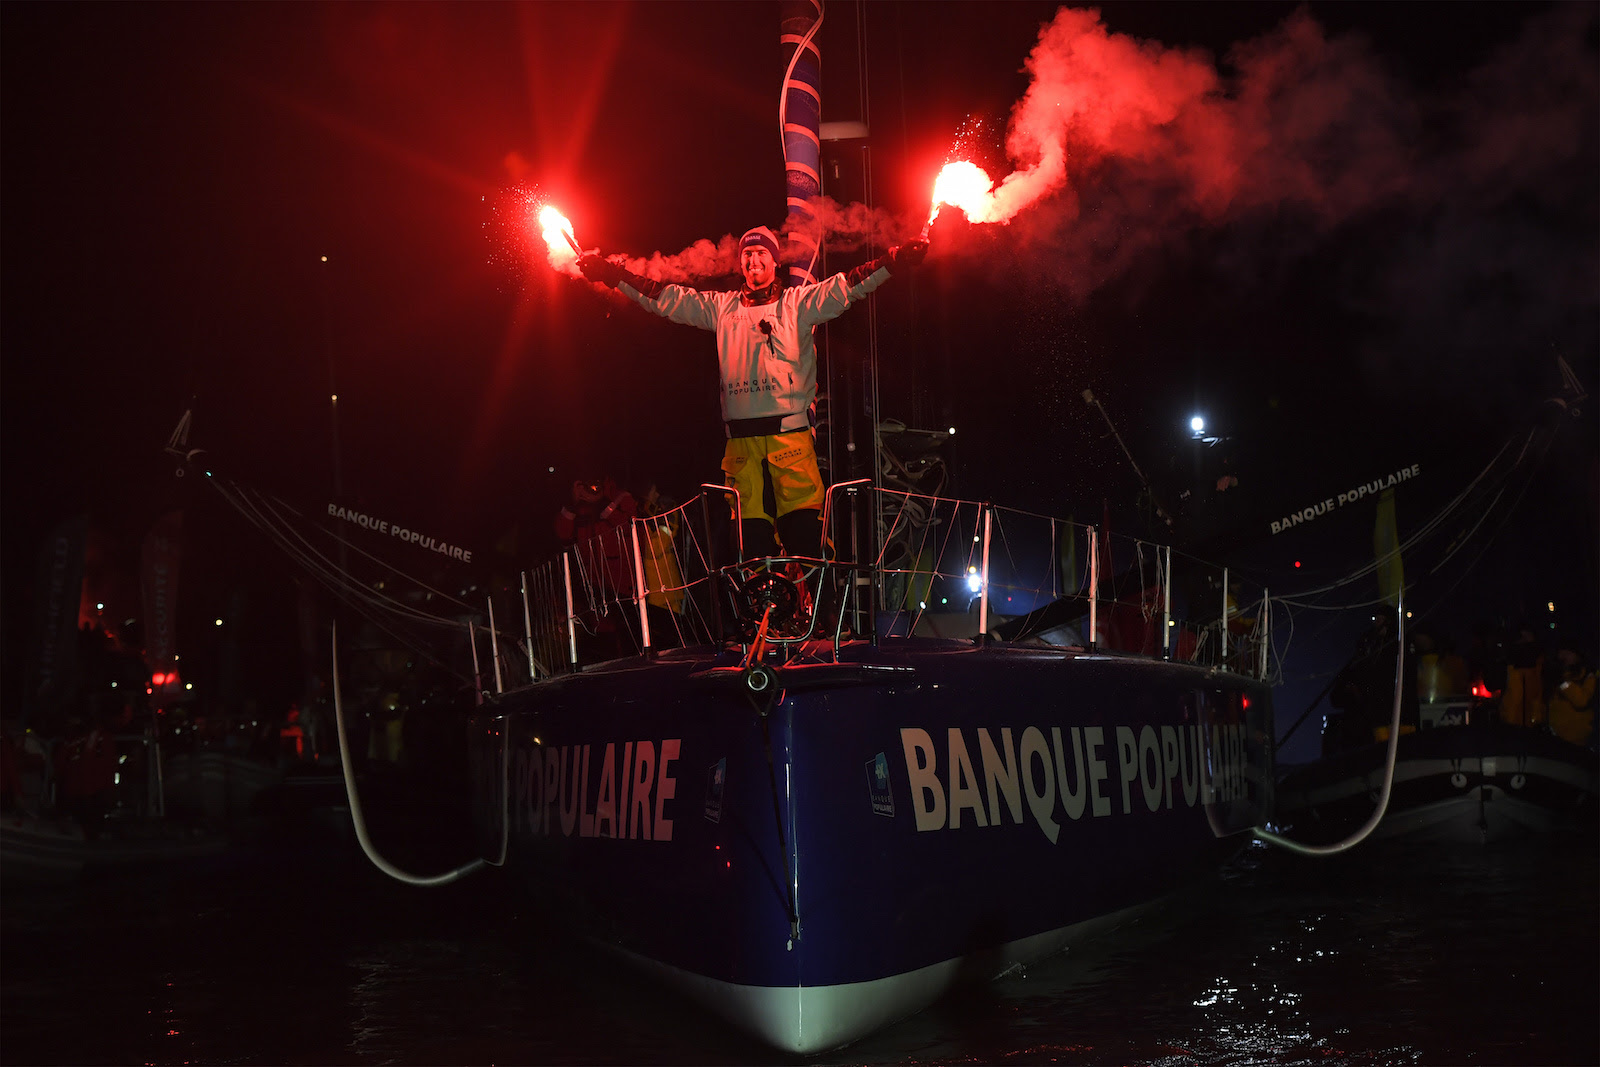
left=595, top=900, right=1159, bottom=1053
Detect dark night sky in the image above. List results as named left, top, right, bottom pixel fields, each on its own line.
left=3, top=2, right=1596, bottom=730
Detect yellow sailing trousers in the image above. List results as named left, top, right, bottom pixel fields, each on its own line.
left=720, top=431, right=824, bottom=523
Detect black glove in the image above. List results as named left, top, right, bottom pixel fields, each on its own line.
left=579, top=254, right=626, bottom=288
left=890, top=239, right=929, bottom=269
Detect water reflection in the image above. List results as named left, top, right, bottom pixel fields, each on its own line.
left=2, top=830, right=1594, bottom=1065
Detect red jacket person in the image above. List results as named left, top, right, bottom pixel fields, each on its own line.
left=580, top=227, right=926, bottom=560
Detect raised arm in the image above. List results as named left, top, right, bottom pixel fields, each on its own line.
left=579, top=254, right=720, bottom=331
left=795, top=239, right=929, bottom=326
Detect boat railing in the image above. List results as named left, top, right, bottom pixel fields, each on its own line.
left=864, top=490, right=1272, bottom=678
left=470, top=486, right=1275, bottom=691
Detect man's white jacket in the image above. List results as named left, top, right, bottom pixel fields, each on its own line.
left=618, top=264, right=891, bottom=434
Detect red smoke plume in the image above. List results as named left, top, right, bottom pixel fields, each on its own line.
left=907, top=3, right=1595, bottom=313
left=580, top=3, right=1593, bottom=314
left=924, top=7, right=1422, bottom=242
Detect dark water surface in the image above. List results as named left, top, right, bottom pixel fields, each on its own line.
left=5, top=820, right=1596, bottom=1066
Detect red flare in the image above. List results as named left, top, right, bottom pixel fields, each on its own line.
left=927, top=160, right=997, bottom=230
left=538, top=205, right=580, bottom=263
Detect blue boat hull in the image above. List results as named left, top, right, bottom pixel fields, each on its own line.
left=468, top=638, right=1274, bottom=1052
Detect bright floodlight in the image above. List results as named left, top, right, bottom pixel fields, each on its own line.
left=1190, top=415, right=1205, bottom=434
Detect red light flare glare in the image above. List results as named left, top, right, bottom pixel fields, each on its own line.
left=924, top=160, right=996, bottom=237
left=537, top=205, right=582, bottom=274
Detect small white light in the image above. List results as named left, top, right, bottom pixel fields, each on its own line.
left=110, top=681, right=118, bottom=688
left=548, top=466, right=556, bottom=473
left=185, top=682, right=194, bottom=690
left=214, top=618, right=223, bottom=626
left=947, top=426, right=956, bottom=436
left=1190, top=416, right=1205, bottom=434
left=966, top=573, right=982, bottom=593
left=331, top=394, right=338, bottom=403
left=96, top=602, right=105, bottom=610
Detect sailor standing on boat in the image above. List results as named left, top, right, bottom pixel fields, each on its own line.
left=579, top=227, right=926, bottom=560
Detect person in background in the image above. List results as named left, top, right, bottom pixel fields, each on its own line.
left=54, top=712, right=117, bottom=830
left=278, top=702, right=306, bottom=764
left=1498, top=625, right=1546, bottom=727
left=634, top=485, right=688, bottom=649
left=1326, top=612, right=1418, bottom=751
left=0, top=724, right=19, bottom=811
left=1467, top=622, right=1508, bottom=699
left=556, top=476, right=637, bottom=598
left=556, top=475, right=639, bottom=660
left=1547, top=647, right=1595, bottom=747
left=639, top=486, right=685, bottom=614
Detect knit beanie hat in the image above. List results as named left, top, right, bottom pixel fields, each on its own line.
left=739, top=226, right=781, bottom=260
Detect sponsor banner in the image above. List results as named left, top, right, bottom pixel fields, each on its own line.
left=705, top=757, right=726, bottom=824
left=899, top=721, right=1254, bottom=842
left=508, top=738, right=681, bottom=841
left=27, top=516, right=88, bottom=722
left=141, top=511, right=183, bottom=673
left=1270, top=462, right=1420, bottom=536
left=1374, top=487, right=1404, bottom=607
left=867, top=751, right=896, bottom=817
left=326, top=503, right=473, bottom=563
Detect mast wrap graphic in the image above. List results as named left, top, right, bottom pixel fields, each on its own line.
left=781, top=0, right=823, bottom=287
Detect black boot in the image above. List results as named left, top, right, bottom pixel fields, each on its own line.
left=774, top=508, right=825, bottom=561
left=740, top=518, right=779, bottom=561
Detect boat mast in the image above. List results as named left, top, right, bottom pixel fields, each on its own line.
left=780, top=0, right=823, bottom=291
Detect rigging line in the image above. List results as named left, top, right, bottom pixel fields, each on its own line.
left=897, top=501, right=937, bottom=615
left=1276, top=590, right=1400, bottom=611
left=1426, top=475, right=1516, bottom=576
left=1274, top=433, right=1524, bottom=602
left=330, top=620, right=484, bottom=886
left=1131, top=540, right=1150, bottom=621
left=992, top=501, right=1087, bottom=525
left=1428, top=421, right=1558, bottom=578
left=218, top=478, right=468, bottom=627
left=907, top=498, right=969, bottom=632
left=872, top=491, right=916, bottom=568
left=896, top=499, right=940, bottom=627
left=990, top=512, right=1053, bottom=606
left=249, top=488, right=467, bottom=630
left=776, top=0, right=825, bottom=158
left=261, top=488, right=476, bottom=612
left=208, top=480, right=360, bottom=599
left=1279, top=448, right=1528, bottom=610
left=1229, top=429, right=1525, bottom=603
left=856, top=0, right=869, bottom=130
left=1418, top=449, right=1550, bottom=615
left=246, top=487, right=462, bottom=625
left=219, top=485, right=473, bottom=673
left=1265, top=599, right=1295, bottom=687
left=306, top=562, right=468, bottom=681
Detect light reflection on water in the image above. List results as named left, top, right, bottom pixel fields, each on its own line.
left=3, top=829, right=1595, bottom=1065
